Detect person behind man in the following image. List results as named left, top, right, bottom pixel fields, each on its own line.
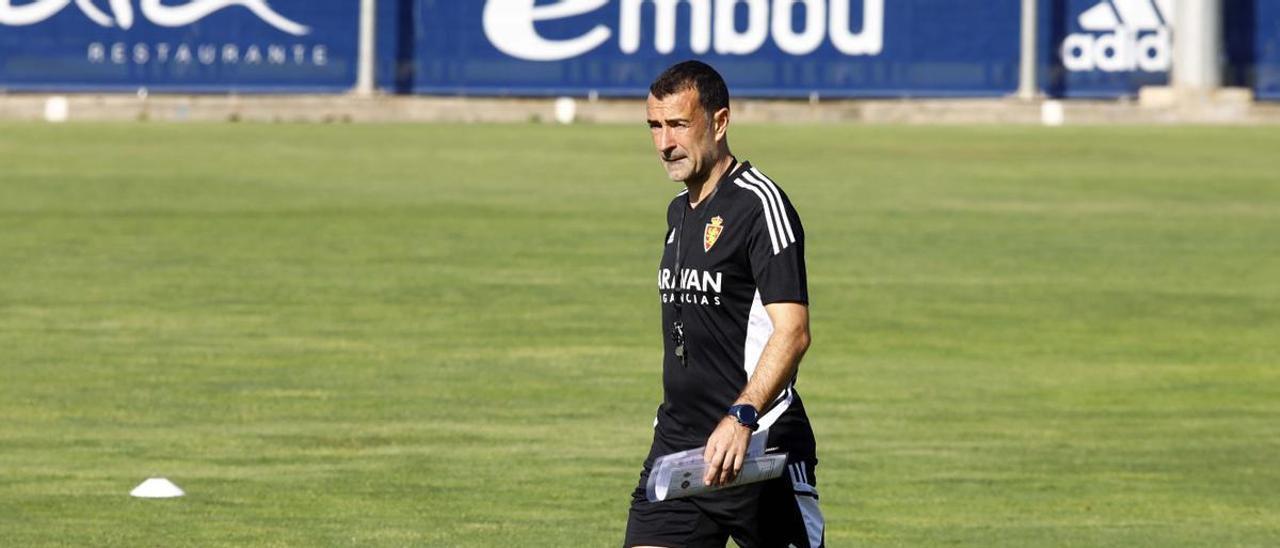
left=624, top=60, right=824, bottom=547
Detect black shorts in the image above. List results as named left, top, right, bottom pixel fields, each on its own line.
left=624, top=436, right=825, bottom=548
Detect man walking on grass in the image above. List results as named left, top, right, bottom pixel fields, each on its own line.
left=624, top=60, right=825, bottom=548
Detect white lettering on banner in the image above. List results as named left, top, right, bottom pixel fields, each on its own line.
left=0, top=0, right=67, bottom=25
left=485, top=0, right=613, bottom=61
left=0, top=0, right=310, bottom=35
left=484, top=0, right=884, bottom=61
left=1061, top=0, right=1172, bottom=73
left=77, top=0, right=131, bottom=28
left=828, top=0, right=881, bottom=54
left=714, top=0, right=767, bottom=54
left=772, top=0, right=825, bottom=55
left=87, top=41, right=327, bottom=66
left=620, top=0, right=710, bottom=55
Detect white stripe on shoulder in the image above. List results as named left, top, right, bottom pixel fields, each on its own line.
left=747, top=168, right=796, bottom=244
left=732, top=178, right=781, bottom=254
left=676, top=189, right=689, bottom=196
left=738, top=171, right=789, bottom=249
left=737, top=174, right=793, bottom=253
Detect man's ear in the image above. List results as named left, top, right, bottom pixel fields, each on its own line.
left=713, top=107, right=730, bottom=141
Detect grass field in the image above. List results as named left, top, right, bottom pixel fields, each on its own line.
left=1, top=122, right=1278, bottom=546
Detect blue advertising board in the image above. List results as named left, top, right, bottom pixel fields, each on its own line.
left=1224, top=0, right=1280, bottom=101
left=1039, top=0, right=1173, bottom=98
left=1253, top=1, right=1280, bottom=100
left=388, top=0, right=1024, bottom=98
left=3, top=0, right=1275, bottom=100
left=0, top=1, right=359, bottom=92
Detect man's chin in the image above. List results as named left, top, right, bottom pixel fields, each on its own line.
left=663, top=165, right=692, bottom=182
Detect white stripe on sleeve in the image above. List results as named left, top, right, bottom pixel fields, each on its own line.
left=739, top=172, right=789, bottom=249
left=747, top=168, right=796, bottom=244
left=732, top=179, right=781, bottom=254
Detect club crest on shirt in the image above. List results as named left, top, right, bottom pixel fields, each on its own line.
left=704, top=216, right=724, bottom=252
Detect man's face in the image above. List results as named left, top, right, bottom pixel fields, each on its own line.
left=646, top=88, right=718, bottom=182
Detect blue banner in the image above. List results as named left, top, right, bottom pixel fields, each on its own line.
left=4, top=0, right=1274, bottom=100
left=1039, top=0, right=1173, bottom=98
left=1253, top=1, right=1280, bottom=100
left=0, top=1, right=359, bottom=92
left=1225, top=0, right=1280, bottom=101
left=391, top=0, right=1023, bottom=98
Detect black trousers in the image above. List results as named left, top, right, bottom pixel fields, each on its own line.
left=624, top=434, right=824, bottom=548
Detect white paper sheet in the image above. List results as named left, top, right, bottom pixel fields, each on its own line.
left=645, top=430, right=788, bottom=502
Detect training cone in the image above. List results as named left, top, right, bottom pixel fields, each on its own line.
left=130, top=477, right=185, bottom=498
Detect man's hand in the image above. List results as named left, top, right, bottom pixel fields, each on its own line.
left=702, top=415, right=753, bottom=487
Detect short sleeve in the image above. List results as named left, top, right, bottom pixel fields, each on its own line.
left=744, top=183, right=808, bottom=305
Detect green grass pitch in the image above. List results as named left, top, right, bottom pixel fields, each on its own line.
left=1, top=122, right=1278, bottom=546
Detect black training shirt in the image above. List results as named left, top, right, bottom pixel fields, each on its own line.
left=654, top=159, right=815, bottom=459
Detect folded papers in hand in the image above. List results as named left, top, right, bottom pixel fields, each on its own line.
left=645, top=430, right=788, bottom=502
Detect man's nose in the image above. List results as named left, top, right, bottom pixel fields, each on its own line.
left=658, top=128, right=676, bottom=154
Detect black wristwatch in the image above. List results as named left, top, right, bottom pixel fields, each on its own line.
left=727, top=404, right=759, bottom=431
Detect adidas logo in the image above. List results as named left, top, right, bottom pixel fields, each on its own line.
left=1061, top=0, right=1174, bottom=73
